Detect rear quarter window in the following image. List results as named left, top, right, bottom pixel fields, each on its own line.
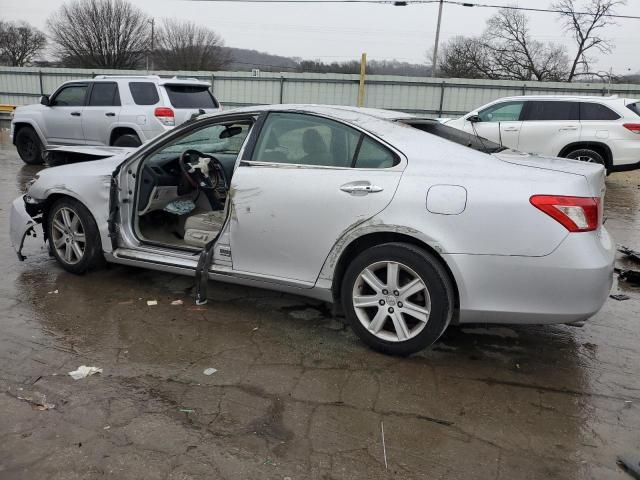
left=627, top=102, right=640, bottom=117
left=580, top=102, right=620, bottom=121
left=129, top=82, right=160, bottom=105
left=163, top=85, right=218, bottom=109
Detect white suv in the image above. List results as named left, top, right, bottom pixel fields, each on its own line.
left=443, top=95, right=640, bottom=172
left=10, top=75, right=221, bottom=164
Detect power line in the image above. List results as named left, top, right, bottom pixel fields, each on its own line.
left=185, top=0, right=640, bottom=20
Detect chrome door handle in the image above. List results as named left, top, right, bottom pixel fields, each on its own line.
left=559, top=126, right=578, bottom=131
left=503, top=127, right=519, bottom=132
left=340, top=183, right=384, bottom=195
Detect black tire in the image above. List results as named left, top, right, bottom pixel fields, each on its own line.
left=46, top=197, right=104, bottom=274
left=15, top=127, right=44, bottom=165
left=341, top=242, right=454, bottom=356
left=112, top=133, right=142, bottom=148
left=565, top=148, right=606, bottom=166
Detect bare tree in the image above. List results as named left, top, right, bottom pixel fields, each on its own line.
left=484, top=9, right=569, bottom=81
left=553, top=0, right=625, bottom=81
left=437, top=36, right=497, bottom=79
left=154, top=19, right=231, bottom=71
left=47, top=0, right=150, bottom=68
left=0, top=21, right=47, bottom=66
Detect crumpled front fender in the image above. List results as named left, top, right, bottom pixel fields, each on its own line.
left=10, top=196, right=38, bottom=261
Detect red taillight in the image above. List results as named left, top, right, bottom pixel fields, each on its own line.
left=154, top=107, right=175, bottom=126
left=623, top=123, right=640, bottom=134
left=530, top=195, right=600, bottom=232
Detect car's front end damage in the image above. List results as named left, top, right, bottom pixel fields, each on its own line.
left=9, top=193, right=45, bottom=261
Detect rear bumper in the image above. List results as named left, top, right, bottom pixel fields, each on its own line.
left=445, top=228, right=615, bottom=325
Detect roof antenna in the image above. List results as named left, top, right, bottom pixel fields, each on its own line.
left=498, top=121, right=503, bottom=149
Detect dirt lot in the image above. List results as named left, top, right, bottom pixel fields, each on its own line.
left=0, top=131, right=639, bottom=479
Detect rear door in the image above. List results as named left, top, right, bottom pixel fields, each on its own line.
left=518, top=100, right=581, bottom=156
left=42, top=83, right=88, bottom=144
left=463, top=100, right=524, bottom=149
left=229, top=112, right=404, bottom=285
left=161, top=84, right=220, bottom=126
left=82, top=81, right=122, bottom=145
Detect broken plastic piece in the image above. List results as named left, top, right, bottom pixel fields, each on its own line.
left=147, top=300, right=158, bottom=306
left=17, top=394, right=55, bottom=411
left=619, top=246, right=640, bottom=263
left=171, top=299, right=184, bottom=306
left=203, top=368, right=217, bottom=376
left=68, top=365, right=103, bottom=380
left=610, top=294, right=631, bottom=301
left=618, top=269, right=640, bottom=285
left=618, top=454, right=640, bottom=479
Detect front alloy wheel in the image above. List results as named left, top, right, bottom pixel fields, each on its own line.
left=51, top=207, right=86, bottom=265
left=342, top=243, right=454, bottom=356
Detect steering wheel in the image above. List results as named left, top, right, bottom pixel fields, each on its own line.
left=179, top=149, right=219, bottom=190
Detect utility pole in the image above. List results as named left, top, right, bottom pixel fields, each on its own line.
left=147, top=18, right=155, bottom=71
left=431, top=0, right=444, bottom=78
left=358, top=52, right=367, bottom=107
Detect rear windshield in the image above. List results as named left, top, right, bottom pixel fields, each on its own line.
left=402, top=120, right=506, bottom=154
left=627, top=102, right=640, bottom=117
left=163, top=85, right=218, bottom=109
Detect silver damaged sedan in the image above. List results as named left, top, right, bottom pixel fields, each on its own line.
left=10, top=105, right=615, bottom=355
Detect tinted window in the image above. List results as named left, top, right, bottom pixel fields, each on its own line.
left=355, top=137, right=397, bottom=168
left=525, top=101, right=579, bottom=121
left=164, top=85, right=218, bottom=108
left=51, top=85, right=87, bottom=107
left=627, top=102, right=640, bottom=117
left=88, top=82, right=120, bottom=106
left=478, top=101, right=524, bottom=122
left=129, top=82, right=159, bottom=105
left=580, top=102, right=620, bottom=120
left=252, top=113, right=361, bottom=167
left=405, top=120, right=504, bottom=154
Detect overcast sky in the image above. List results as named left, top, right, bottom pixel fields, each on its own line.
left=1, top=0, right=638, bottom=73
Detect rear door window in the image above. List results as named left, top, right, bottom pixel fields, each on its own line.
left=164, top=85, right=218, bottom=109
left=51, top=84, right=88, bottom=107
left=524, top=101, right=579, bottom=121
left=129, top=82, right=160, bottom=105
left=88, top=82, right=120, bottom=106
left=580, top=102, right=621, bottom=120
left=354, top=137, right=397, bottom=169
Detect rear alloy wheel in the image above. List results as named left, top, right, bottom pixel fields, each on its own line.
left=565, top=148, right=606, bottom=166
left=15, top=127, right=44, bottom=165
left=113, top=133, right=141, bottom=147
left=341, top=243, right=454, bottom=355
left=47, top=198, right=103, bottom=274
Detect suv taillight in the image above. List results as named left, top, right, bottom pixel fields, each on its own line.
left=530, top=195, right=600, bottom=232
left=623, top=123, right=640, bottom=134
left=154, top=107, right=175, bottom=126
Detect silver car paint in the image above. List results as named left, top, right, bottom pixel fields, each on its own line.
left=11, top=105, right=615, bottom=325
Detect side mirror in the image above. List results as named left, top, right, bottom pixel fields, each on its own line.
left=467, top=114, right=481, bottom=123
left=40, top=95, right=50, bottom=106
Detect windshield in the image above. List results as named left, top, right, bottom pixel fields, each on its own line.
left=401, top=120, right=506, bottom=154
left=163, top=85, right=218, bottom=109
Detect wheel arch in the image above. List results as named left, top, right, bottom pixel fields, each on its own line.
left=39, top=192, right=95, bottom=243
left=13, top=121, right=46, bottom=146
left=109, top=126, right=141, bottom=146
left=329, top=231, right=460, bottom=312
left=558, top=141, right=612, bottom=168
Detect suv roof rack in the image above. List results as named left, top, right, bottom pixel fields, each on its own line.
left=93, top=74, right=162, bottom=80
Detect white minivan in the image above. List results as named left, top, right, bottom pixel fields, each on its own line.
left=10, top=75, right=222, bottom=164
left=443, top=95, right=640, bottom=172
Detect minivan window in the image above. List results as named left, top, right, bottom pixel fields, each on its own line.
left=129, top=82, right=160, bottom=105
left=51, top=85, right=87, bottom=107
left=525, top=101, right=579, bottom=121
left=580, top=102, right=620, bottom=120
left=478, top=101, right=524, bottom=122
left=164, top=85, right=218, bottom=109
left=88, top=82, right=120, bottom=107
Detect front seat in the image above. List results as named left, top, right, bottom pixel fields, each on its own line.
left=183, top=210, right=226, bottom=247
left=301, top=129, right=331, bottom=166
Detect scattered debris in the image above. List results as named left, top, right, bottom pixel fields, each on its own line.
left=164, top=199, right=196, bottom=216
left=171, top=299, right=183, bottom=306
left=17, top=394, right=55, bottom=411
left=617, top=268, right=640, bottom=285
left=381, top=421, right=388, bottom=469
left=147, top=300, right=158, bottom=306
left=103, top=425, right=111, bottom=430
left=252, top=327, right=259, bottom=331
left=118, top=300, right=134, bottom=305
left=179, top=408, right=194, bottom=413
left=618, top=454, right=640, bottom=479
left=68, top=366, right=103, bottom=380
left=619, top=246, right=640, bottom=263
left=47, top=290, right=58, bottom=294
left=625, top=400, right=633, bottom=409
left=203, top=368, right=217, bottom=376
left=610, top=294, right=631, bottom=301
